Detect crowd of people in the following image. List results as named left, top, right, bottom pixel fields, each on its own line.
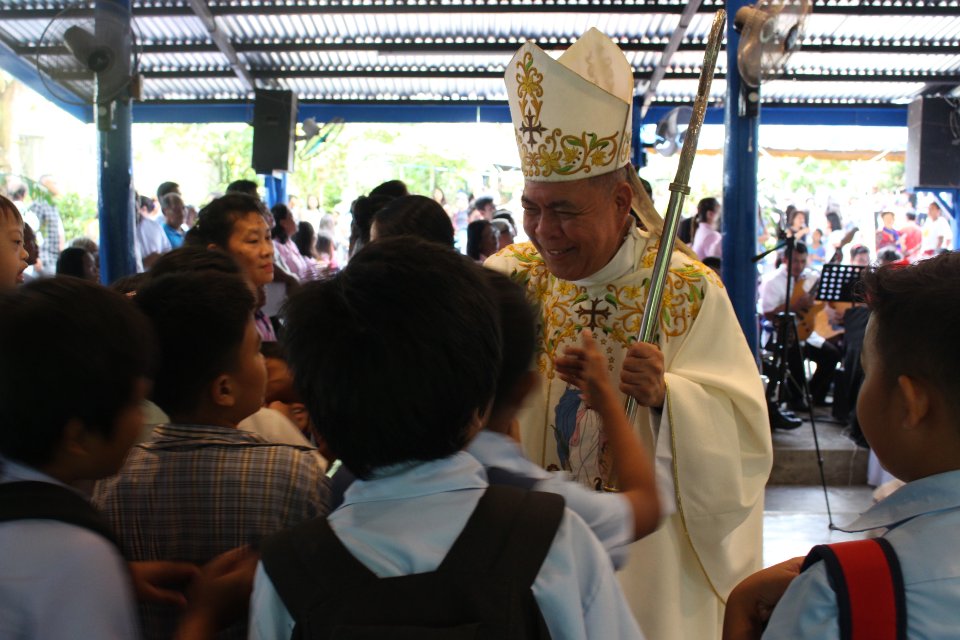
left=2, top=27, right=960, bottom=640
left=757, top=199, right=956, bottom=436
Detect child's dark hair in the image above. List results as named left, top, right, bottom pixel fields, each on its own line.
left=483, top=270, right=536, bottom=414
left=369, top=179, right=409, bottom=198
left=225, top=179, right=260, bottom=197
left=110, top=272, right=148, bottom=295
left=0, top=194, right=23, bottom=226
left=373, top=195, right=455, bottom=247
left=188, top=194, right=267, bottom=249
left=149, top=246, right=242, bottom=279
left=350, top=194, right=394, bottom=249
left=466, top=219, right=493, bottom=261
left=862, top=252, right=960, bottom=413
left=56, top=247, right=94, bottom=279
left=134, top=271, right=255, bottom=417
left=282, top=238, right=502, bottom=479
left=0, top=279, right=154, bottom=466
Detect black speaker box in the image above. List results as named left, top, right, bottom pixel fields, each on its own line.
left=252, top=89, right=297, bottom=174
left=905, top=96, right=960, bottom=189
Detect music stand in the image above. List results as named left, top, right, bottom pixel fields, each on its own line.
left=816, top=264, right=866, bottom=304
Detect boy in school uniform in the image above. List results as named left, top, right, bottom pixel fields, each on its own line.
left=93, top=271, right=328, bottom=640
left=0, top=279, right=153, bottom=639
left=0, top=194, right=29, bottom=289
left=467, top=269, right=660, bottom=569
left=249, top=238, right=643, bottom=640
left=724, top=252, right=960, bottom=639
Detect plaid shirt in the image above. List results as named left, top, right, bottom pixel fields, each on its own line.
left=27, top=200, right=63, bottom=273
left=93, top=424, right=329, bottom=640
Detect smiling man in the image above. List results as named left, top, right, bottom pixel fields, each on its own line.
left=486, top=29, right=772, bottom=640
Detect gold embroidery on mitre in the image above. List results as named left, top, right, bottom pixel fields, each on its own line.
left=513, top=53, right=628, bottom=179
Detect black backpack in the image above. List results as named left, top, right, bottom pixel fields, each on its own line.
left=261, top=485, right=565, bottom=640
left=0, top=480, right=120, bottom=548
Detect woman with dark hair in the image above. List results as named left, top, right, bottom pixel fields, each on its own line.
left=691, top=197, right=722, bottom=260
left=271, top=204, right=314, bottom=282
left=466, top=219, right=499, bottom=263
left=370, top=195, right=455, bottom=247
left=788, top=208, right=809, bottom=244
left=187, top=193, right=278, bottom=340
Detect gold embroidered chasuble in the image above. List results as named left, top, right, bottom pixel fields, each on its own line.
left=486, top=228, right=773, bottom=640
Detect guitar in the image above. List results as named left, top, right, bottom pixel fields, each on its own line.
left=792, top=277, right=823, bottom=341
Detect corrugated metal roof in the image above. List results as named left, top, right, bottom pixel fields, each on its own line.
left=2, top=0, right=959, bottom=112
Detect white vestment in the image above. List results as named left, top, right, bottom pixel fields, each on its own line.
left=487, top=227, right=772, bottom=640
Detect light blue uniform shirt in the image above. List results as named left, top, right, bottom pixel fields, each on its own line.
left=764, top=469, right=960, bottom=639
left=248, top=452, right=643, bottom=640
left=467, top=430, right=635, bottom=569
left=0, top=456, right=139, bottom=640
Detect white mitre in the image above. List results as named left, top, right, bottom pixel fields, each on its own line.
left=504, top=28, right=634, bottom=182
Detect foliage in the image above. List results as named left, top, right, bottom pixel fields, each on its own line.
left=149, top=124, right=257, bottom=194
left=57, top=191, right=99, bottom=242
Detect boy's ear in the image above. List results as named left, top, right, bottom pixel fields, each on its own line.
left=898, top=374, right=930, bottom=430
left=499, top=371, right=540, bottom=413
left=210, top=374, right=237, bottom=408
left=62, top=418, right=91, bottom=457
left=465, top=401, right=493, bottom=442
left=514, top=371, right=540, bottom=406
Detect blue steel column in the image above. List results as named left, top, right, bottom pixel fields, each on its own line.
left=722, top=0, right=760, bottom=358
left=263, top=174, right=288, bottom=209
left=97, top=0, right=137, bottom=283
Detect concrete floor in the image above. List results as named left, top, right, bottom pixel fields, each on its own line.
left=763, top=484, right=876, bottom=567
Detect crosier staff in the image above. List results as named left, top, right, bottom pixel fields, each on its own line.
left=607, top=10, right=727, bottom=491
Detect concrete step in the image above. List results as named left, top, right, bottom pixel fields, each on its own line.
left=769, top=408, right=869, bottom=485
left=763, top=484, right=875, bottom=566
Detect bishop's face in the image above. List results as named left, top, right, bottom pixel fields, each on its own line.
left=521, top=176, right=632, bottom=281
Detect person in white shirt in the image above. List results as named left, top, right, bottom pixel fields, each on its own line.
left=921, top=201, right=954, bottom=255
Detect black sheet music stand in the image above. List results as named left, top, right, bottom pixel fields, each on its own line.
left=816, top=264, right=867, bottom=304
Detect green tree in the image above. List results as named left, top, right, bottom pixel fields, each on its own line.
left=57, top=191, right=98, bottom=242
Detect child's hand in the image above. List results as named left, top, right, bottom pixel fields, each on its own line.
left=129, top=560, right=200, bottom=608
left=178, top=546, right=261, bottom=636
left=555, top=329, right=613, bottom=408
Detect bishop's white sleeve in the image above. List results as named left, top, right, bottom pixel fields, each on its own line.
left=648, top=407, right=677, bottom=520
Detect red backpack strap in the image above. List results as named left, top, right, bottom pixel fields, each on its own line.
left=801, top=538, right=907, bottom=640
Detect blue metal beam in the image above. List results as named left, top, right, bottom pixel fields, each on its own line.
left=130, top=101, right=907, bottom=127
left=263, top=174, right=288, bottom=209
left=0, top=37, right=92, bottom=122
left=721, top=0, right=760, bottom=359
left=97, top=0, right=138, bottom=283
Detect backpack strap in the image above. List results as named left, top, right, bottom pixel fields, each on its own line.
left=801, top=538, right=907, bottom=640
left=261, top=485, right=566, bottom=628
left=484, top=466, right=542, bottom=491
left=0, top=480, right=120, bottom=549
left=261, top=515, right=376, bottom=625
left=440, top=485, right=565, bottom=587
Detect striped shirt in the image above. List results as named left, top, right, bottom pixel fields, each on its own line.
left=93, top=423, right=329, bottom=640
left=27, top=200, right=63, bottom=274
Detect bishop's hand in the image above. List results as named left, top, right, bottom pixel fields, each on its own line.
left=620, top=342, right=666, bottom=410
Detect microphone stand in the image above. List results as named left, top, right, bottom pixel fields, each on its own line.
left=766, top=235, right=836, bottom=529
